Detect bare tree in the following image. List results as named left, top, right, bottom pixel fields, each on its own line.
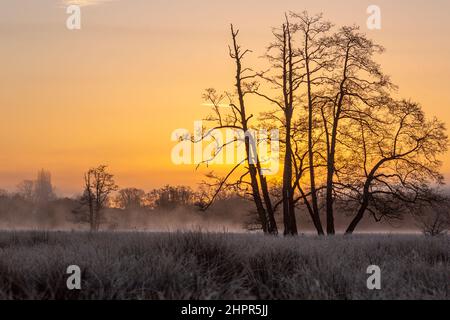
left=116, top=188, right=145, bottom=210
left=291, top=11, right=332, bottom=235
left=83, top=165, right=118, bottom=231
left=229, top=25, right=278, bottom=234
left=193, top=25, right=278, bottom=234
left=149, top=185, right=195, bottom=210
left=342, top=100, right=448, bottom=234
left=17, top=180, right=35, bottom=202
left=254, top=15, right=301, bottom=235
left=316, top=26, right=393, bottom=234
left=416, top=202, right=450, bottom=237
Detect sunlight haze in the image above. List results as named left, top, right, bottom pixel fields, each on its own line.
left=1, top=0, right=449, bottom=195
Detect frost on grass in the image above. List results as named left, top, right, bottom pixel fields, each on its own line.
left=0, top=231, right=448, bottom=300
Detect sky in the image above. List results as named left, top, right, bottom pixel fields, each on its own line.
left=1, top=0, right=450, bottom=195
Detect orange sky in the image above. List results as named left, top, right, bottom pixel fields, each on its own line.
left=1, top=0, right=450, bottom=195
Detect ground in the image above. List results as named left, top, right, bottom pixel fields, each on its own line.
left=0, top=231, right=448, bottom=300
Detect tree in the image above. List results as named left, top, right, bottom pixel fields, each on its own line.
left=253, top=14, right=393, bottom=235
left=316, top=26, right=392, bottom=234
left=0, top=189, right=9, bottom=221
left=82, top=165, right=118, bottom=231
left=34, top=169, right=55, bottom=205
left=254, top=15, right=301, bottom=235
left=229, top=25, right=277, bottom=234
left=17, top=180, right=35, bottom=202
left=192, top=25, right=278, bottom=234
left=290, top=11, right=332, bottom=235
left=416, top=201, right=450, bottom=237
left=342, top=100, right=448, bottom=234
left=149, top=185, right=195, bottom=210
left=189, top=11, right=448, bottom=236
left=115, top=188, right=145, bottom=210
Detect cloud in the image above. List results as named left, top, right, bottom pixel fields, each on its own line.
left=62, top=0, right=116, bottom=7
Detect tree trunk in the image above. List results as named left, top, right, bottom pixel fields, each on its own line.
left=89, top=203, right=94, bottom=232
left=346, top=161, right=385, bottom=234
left=283, top=20, right=297, bottom=236
left=257, top=168, right=278, bottom=234
left=325, top=174, right=335, bottom=235
left=305, top=47, right=324, bottom=236
left=230, top=24, right=275, bottom=234
left=283, top=114, right=297, bottom=236
left=326, top=96, right=344, bottom=235
left=346, top=199, right=369, bottom=235
left=248, top=162, right=269, bottom=233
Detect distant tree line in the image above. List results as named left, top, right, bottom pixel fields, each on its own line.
left=0, top=165, right=448, bottom=235
left=0, top=167, right=211, bottom=231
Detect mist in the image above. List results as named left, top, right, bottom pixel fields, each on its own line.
left=0, top=191, right=427, bottom=234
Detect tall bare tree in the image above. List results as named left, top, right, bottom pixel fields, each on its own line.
left=230, top=25, right=278, bottom=234
left=291, top=11, right=333, bottom=235
left=254, top=15, right=301, bottom=235
left=194, top=25, right=278, bottom=234
left=316, top=26, right=393, bottom=234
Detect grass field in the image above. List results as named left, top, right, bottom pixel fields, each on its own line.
left=0, top=231, right=448, bottom=300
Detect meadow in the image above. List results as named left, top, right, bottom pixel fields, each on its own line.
left=0, top=231, right=448, bottom=300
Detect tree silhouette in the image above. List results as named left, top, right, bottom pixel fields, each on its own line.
left=257, top=15, right=300, bottom=235
left=149, top=185, right=195, bottom=210
left=342, top=100, right=447, bottom=233
left=17, top=180, right=34, bottom=202
left=192, top=25, right=278, bottom=234
left=292, top=12, right=332, bottom=236
left=194, top=11, right=448, bottom=235
left=82, top=165, right=118, bottom=231
left=115, top=188, right=146, bottom=210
